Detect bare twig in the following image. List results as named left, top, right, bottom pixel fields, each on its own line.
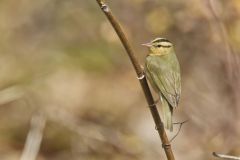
left=95, top=1, right=175, bottom=159
left=170, top=120, right=188, bottom=142
left=20, top=112, right=46, bottom=160
left=213, top=152, right=240, bottom=160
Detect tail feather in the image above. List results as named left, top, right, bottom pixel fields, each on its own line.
left=161, top=96, right=173, bottom=131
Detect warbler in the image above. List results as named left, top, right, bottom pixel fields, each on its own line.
left=142, top=38, right=181, bottom=131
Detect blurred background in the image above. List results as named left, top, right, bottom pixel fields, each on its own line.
left=0, top=0, right=240, bottom=159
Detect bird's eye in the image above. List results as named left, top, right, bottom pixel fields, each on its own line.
left=156, top=44, right=162, bottom=48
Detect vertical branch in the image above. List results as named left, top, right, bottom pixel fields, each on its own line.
left=20, top=112, right=46, bottom=160
left=95, top=1, right=175, bottom=160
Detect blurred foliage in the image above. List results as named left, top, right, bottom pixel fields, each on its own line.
left=63, top=43, right=117, bottom=73
left=0, top=0, right=240, bottom=160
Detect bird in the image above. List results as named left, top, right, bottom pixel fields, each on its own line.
left=142, top=37, right=181, bottom=131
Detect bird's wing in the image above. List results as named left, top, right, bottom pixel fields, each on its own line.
left=146, top=55, right=181, bottom=108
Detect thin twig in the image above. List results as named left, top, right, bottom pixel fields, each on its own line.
left=20, top=112, right=46, bottom=160
left=213, top=152, right=240, bottom=160
left=95, top=1, right=175, bottom=160
left=170, top=120, right=188, bottom=142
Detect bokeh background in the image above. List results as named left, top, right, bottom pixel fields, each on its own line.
left=0, top=0, right=240, bottom=159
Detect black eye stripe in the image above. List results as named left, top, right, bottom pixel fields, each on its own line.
left=155, top=44, right=171, bottom=48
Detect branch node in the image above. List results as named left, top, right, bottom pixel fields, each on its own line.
left=101, top=4, right=110, bottom=12
left=162, top=143, right=171, bottom=149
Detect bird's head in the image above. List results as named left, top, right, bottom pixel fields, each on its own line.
left=142, top=38, right=173, bottom=55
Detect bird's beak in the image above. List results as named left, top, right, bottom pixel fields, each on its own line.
left=141, top=42, right=152, bottom=47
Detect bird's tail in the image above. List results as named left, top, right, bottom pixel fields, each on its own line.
left=161, top=96, right=173, bottom=131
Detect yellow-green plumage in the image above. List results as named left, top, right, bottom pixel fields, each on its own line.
left=143, top=38, right=181, bottom=131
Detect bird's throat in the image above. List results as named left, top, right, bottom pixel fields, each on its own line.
left=149, top=52, right=168, bottom=56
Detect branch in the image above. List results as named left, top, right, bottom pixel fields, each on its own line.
left=95, top=1, right=175, bottom=159
left=20, top=112, right=46, bottom=160
left=170, top=120, right=189, bottom=142
left=213, top=152, right=240, bottom=160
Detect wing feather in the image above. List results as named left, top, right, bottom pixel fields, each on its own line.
left=145, top=54, right=181, bottom=108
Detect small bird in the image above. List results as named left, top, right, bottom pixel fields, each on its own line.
left=142, top=38, right=181, bottom=131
